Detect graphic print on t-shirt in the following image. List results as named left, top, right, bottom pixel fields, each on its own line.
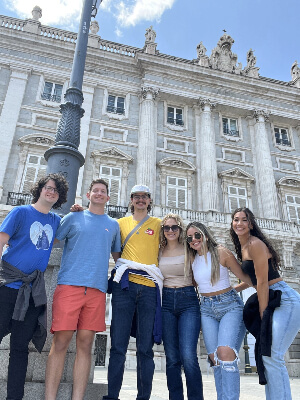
left=30, top=221, right=53, bottom=250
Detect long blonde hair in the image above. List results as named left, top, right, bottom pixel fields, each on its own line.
left=184, top=221, right=220, bottom=285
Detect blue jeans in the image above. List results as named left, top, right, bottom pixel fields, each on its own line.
left=104, top=281, right=157, bottom=400
left=201, top=289, right=246, bottom=400
left=162, top=286, right=203, bottom=400
left=262, top=281, right=300, bottom=400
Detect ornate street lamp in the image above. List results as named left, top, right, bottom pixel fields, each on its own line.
left=45, top=0, right=102, bottom=214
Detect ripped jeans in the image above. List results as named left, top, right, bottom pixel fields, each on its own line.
left=200, top=289, right=246, bottom=400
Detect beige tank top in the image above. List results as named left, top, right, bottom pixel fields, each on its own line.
left=158, top=254, right=193, bottom=288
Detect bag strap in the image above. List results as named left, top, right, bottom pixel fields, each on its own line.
left=122, top=215, right=150, bottom=251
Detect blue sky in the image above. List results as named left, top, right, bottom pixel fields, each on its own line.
left=0, top=0, right=298, bottom=82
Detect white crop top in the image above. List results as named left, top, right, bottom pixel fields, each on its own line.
left=192, top=252, right=231, bottom=294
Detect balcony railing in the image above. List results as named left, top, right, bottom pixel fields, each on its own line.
left=41, top=93, right=62, bottom=103
left=106, top=106, right=125, bottom=115
left=7, top=192, right=32, bottom=206
left=224, top=129, right=239, bottom=137
left=167, top=117, right=184, bottom=126
left=275, top=138, right=291, bottom=146
left=106, top=205, right=128, bottom=219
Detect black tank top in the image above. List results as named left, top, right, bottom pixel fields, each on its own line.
left=241, top=258, right=280, bottom=286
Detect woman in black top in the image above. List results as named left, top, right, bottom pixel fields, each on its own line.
left=230, top=207, right=300, bottom=400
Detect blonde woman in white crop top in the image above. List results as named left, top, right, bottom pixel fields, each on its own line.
left=158, top=213, right=203, bottom=400
left=185, top=221, right=252, bottom=400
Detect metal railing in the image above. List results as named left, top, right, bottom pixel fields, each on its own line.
left=6, top=192, right=32, bottom=206
left=106, top=106, right=125, bottom=115
left=167, top=117, right=184, bottom=126
left=224, top=129, right=239, bottom=137
left=106, top=205, right=128, bottom=219
left=276, top=138, right=291, bottom=146
left=41, top=93, right=62, bottom=103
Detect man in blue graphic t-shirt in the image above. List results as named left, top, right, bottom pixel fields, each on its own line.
left=45, top=179, right=121, bottom=400
left=0, top=173, right=69, bottom=400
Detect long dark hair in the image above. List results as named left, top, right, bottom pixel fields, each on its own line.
left=230, top=207, right=280, bottom=270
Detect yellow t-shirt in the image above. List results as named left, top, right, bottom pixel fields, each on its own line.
left=118, top=215, right=161, bottom=287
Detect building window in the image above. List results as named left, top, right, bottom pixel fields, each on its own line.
left=21, top=154, right=47, bottom=193
left=100, top=166, right=122, bottom=205
left=274, top=127, right=291, bottom=147
left=107, top=95, right=125, bottom=115
left=167, top=176, right=187, bottom=209
left=41, top=82, right=63, bottom=103
left=286, top=195, right=300, bottom=224
left=167, top=107, right=183, bottom=126
left=222, top=117, right=239, bottom=137
left=228, top=186, right=248, bottom=212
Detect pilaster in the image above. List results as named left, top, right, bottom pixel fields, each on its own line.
left=0, top=67, right=31, bottom=200
left=252, top=110, right=280, bottom=219
left=136, top=86, right=159, bottom=197
left=196, top=98, right=219, bottom=211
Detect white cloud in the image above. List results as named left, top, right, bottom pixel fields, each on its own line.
left=116, top=0, right=176, bottom=27
left=3, top=0, right=176, bottom=33
left=4, top=0, right=83, bottom=29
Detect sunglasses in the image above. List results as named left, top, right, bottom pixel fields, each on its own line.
left=186, top=232, right=202, bottom=243
left=163, top=225, right=180, bottom=232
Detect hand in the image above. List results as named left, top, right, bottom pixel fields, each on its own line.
left=70, top=204, right=84, bottom=212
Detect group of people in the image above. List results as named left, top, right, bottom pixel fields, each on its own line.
left=0, top=175, right=300, bottom=400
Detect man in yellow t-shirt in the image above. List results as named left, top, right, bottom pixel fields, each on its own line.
left=103, top=185, right=161, bottom=400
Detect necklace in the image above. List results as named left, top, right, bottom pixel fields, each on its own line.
left=241, top=235, right=252, bottom=252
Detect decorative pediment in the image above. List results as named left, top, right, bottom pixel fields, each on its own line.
left=277, top=176, right=300, bottom=188
left=158, top=157, right=196, bottom=172
left=219, top=167, right=255, bottom=181
left=18, top=133, right=55, bottom=147
left=91, top=146, right=133, bottom=162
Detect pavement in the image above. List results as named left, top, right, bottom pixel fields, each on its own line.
left=94, top=367, right=300, bottom=400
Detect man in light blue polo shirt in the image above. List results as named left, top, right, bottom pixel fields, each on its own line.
left=45, top=179, right=121, bottom=400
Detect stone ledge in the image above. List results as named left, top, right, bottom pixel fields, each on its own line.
left=0, top=381, right=107, bottom=399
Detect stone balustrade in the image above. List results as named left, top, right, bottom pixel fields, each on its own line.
left=0, top=15, right=25, bottom=30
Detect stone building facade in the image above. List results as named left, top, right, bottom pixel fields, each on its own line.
left=0, top=8, right=300, bottom=376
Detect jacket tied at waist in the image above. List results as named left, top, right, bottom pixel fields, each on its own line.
left=0, top=259, right=47, bottom=352
left=243, top=288, right=282, bottom=385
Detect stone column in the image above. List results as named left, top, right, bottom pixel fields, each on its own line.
left=75, top=85, right=95, bottom=204
left=136, top=86, right=159, bottom=196
left=0, top=67, right=30, bottom=199
left=195, top=99, right=219, bottom=211
left=252, top=110, right=279, bottom=219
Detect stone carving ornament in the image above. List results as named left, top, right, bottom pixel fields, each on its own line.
left=209, top=33, right=238, bottom=73
left=141, top=86, right=159, bottom=100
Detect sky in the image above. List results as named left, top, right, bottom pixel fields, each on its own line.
left=0, top=0, right=299, bottom=82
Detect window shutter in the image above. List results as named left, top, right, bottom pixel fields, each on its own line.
left=229, top=197, right=239, bottom=213
left=167, top=187, right=177, bottom=207
left=109, top=179, right=120, bottom=205
left=177, top=189, right=186, bottom=209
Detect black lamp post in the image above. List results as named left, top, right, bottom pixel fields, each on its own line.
left=239, top=284, right=252, bottom=373
left=45, top=0, right=102, bottom=215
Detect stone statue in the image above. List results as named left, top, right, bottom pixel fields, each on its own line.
left=196, top=41, right=207, bottom=57
left=145, top=26, right=156, bottom=43
left=246, top=49, right=256, bottom=68
left=31, top=5, right=42, bottom=20
left=291, top=61, right=300, bottom=81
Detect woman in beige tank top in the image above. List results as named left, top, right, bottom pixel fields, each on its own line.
left=159, top=213, right=203, bottom=400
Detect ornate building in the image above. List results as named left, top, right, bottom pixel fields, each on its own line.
left=0, top=7, right=300, bottom=375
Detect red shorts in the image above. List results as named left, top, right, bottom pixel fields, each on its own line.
left=51, top=285, right=106, bottom=333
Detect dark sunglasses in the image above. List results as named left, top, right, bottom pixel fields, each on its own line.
left=163, top=225, right=180, bottom=232
left=186, top=232, right=202, bottom=243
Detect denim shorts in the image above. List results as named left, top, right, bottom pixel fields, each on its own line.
left=200, top=289, right=246, bottom=355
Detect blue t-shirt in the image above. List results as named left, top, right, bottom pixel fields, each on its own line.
left=56, top=210, right=121, bottom=292
left=0, top=205, right=61, bottom=289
